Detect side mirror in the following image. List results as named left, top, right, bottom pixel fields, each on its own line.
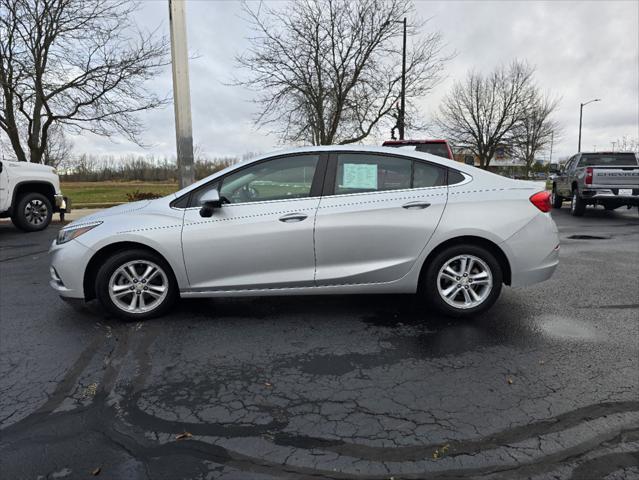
left=199, top=189, right=222, bottom=218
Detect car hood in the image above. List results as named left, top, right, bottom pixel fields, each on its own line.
left=65, top=200, right=153, bottom=228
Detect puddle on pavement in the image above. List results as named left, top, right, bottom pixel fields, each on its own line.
left=566, top=235, right=611, bottom=240
left=535, top=314, right=597, bottom=341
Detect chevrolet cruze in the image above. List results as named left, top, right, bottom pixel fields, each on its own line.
left=49, top=146, right=559, bottom=320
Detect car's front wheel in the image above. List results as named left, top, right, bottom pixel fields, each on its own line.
left=12, top=192, right=52, bottom=232
left=95, top=249, right=177, bottom=320
left=422, top=244, right=503, bottom=317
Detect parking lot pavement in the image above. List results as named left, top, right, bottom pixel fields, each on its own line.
left=1, top=207, right=638, bottom=480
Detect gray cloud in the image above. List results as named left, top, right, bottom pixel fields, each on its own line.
left=68, top=0, right=638, bottom=162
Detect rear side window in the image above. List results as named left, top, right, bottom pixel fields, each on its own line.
left=579, top=154, right=638, bottom=167
left=335, top=154, right=411, bottom=195
left=333, top=153, right=447, bottom=195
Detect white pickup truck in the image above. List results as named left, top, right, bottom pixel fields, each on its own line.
left=551, top=152, right=639, bottom=216
left=0, top=160, right=68, bottom=231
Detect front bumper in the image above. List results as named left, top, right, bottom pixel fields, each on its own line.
left=53, top=194, right=71, bottom=213
left=49, top=239, right=92, bottom=299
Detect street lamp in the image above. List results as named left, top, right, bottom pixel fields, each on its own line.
left=578, top=98, right=601, bottom=153
left=399, top=17, right=406, bottom=140
left=389, top=18, right=407, bottom=140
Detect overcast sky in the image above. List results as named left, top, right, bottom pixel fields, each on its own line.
left=69, top=0, right=639, bottom=162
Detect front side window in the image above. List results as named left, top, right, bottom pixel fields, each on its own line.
left=192, top=155, right=319, bottom=206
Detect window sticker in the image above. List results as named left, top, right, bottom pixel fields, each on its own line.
left=342, top=163, right=378, bottom=189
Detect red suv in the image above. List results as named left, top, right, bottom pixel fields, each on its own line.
left=382, top=139, right=454, bottom=160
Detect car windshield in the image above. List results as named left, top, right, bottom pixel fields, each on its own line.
left=579, top=153, right=638, bottom=167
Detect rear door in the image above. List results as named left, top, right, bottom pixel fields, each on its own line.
left=314, top=152, right=448, bottom=286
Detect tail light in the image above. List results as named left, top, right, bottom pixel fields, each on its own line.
left=585, top=167, right=593, bottom=185
left=530, top=191, right=552, bottom=212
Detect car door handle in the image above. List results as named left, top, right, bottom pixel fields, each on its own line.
left=402, top=201, right=431, bottom=210
left=279, top=212, right=308, bottom=223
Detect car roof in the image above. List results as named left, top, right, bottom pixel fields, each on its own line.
left=382, top=139, right=449, bottom=145
left=173, top=144, right=484, bottom=198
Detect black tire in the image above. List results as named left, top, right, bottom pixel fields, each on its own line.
left=95, top=249, right=178, bottom=320
left=570, top=188, right=586, bottom=217
left=11, top=192, right=52, bottom=232
left=551, top=184, right=563, bottom=209
left=420, top=244, right=503, bottom=318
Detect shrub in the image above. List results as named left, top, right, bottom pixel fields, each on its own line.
left=126, top=190, right=162, bottom=202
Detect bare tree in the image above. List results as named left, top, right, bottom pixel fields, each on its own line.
left=436, top=60, right=535, bottom=169
left=235, top=0, right=449, bottom=145
left=0, top=0, right=169, bottom=163
left=510, top=91, right=560, bottom=176
left=42, top=123, right=73, bottom=167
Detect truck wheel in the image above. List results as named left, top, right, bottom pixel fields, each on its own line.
left=570, top=188, right=586, bottom=217
left=551, top=184, right=563, bottom=209
left=12, top=192, right=53, bottom=232
left=420, top=244, right=503, bottom=318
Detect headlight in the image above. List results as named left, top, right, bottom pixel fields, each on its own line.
left=57, top=221, right=102, bottom=245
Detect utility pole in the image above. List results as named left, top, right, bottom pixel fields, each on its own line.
left=578, top=98, right=601, bottom=153
left=169, top=0, right=195, bottom=188
left=549, top=131, right=554, bottom=164
left=399, top=17, right=407, bottom=140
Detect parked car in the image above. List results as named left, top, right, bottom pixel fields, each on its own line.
left=551, top=152, right=639, bottom=216
left=50, top=146, right=559, bottom=320
left=382, top=139, right=454, bottom=160
left=0, top=159, right=68, bottom=231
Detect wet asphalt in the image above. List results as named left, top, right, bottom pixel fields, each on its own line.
left=0, top=207, right=638, bottom=480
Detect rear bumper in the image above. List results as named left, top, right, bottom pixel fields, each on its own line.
left=581, top=188, right=639, bottom=202
left=502, top=213, right=560, bottom=287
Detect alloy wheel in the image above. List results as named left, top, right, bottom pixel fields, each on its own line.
left=108, top=260, right=169, bottom=314
left=436, top=254, right=493, bottom=309
left=24, top=199, right=48, bottom=226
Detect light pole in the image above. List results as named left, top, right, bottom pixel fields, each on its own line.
left=578, top=98, right=601, bottom=153
left=389, top=18, right=407, bottom=140
left=399, top=17, right=406, bottom=140
left=169, top=0, right=195, bottom=189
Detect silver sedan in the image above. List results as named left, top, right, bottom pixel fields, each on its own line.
left=49, top=146, right=559, bottom=320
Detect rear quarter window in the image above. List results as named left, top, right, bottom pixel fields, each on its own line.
left=448, top=169, right=466, bottom=185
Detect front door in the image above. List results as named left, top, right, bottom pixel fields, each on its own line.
left=181, top=154, right=324, bottom=291
left=314, top=152, right=448, bottom=285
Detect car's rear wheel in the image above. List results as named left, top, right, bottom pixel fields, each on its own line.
left=422, top=244, right=503, bottom=317
left=12, top=192, right=52, bottom=232
left=551, top=185, right=563, bottom=209
left=570, top=188, right=586, bottom=217
left=95, top=249, right=177, bottom=320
